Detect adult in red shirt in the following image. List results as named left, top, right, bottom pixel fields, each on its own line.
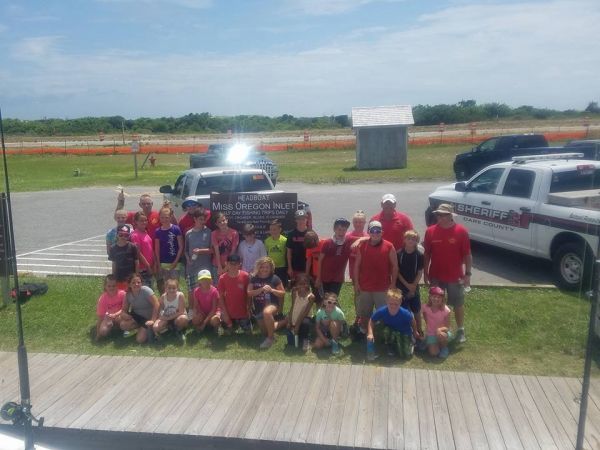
left=117, top=192, right=161, bottom=240
left=423, top=203, right=472, bottom=343
left=353, top=220, right=398, bottom=332
left=370, top=193, right=414, bottom=251
left=178, top=197, right=212, bottom=237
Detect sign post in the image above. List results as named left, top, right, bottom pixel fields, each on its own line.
left=131, top=140, right=140, bottom=179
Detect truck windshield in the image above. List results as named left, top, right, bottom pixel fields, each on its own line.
left=195, top=173, right=272, bottom=195
left=550, top=169, right=600, bottom=193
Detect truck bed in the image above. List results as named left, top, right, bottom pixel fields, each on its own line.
left=547, top=189, right=600, bottom=210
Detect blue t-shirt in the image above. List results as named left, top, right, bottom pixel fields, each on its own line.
left=371, top=305, right=413, bottom=335
left=155, top=225, right=182, bottom=264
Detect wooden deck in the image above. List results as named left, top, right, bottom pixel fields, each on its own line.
left=0, top=352, right=598, bottom=449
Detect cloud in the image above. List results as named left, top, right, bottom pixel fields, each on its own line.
left=96, top=0, right=212, bottom=9
left=282, top=0, right=398, bottom=16
left=10, top=36, right=64, bottom=62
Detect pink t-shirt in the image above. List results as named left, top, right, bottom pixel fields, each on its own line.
left=96, top=290, right=126, bottom=318
left=422, top=304, right=451, bottom=336
left=130, top=229, right=154, bottom=270
left=193, top=285, right=220, bottom=315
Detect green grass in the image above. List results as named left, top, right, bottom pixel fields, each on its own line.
left=1, top=276, right=597, bottom=377
left=1, top=144, right=463, bottom=192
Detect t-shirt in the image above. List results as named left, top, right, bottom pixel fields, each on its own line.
left=286, top=228, right=307, bottom=272
left=193, top=285, right=220, bottom=315
left=346, top=230, right=368, bottom=281
left=108, top=242, right=139, bottom=282
left=96, top=289, right=126, bottom=318
left=185, top=227, right=212, bottom=277
left=370, top=211, right=414, bottom=251
left=316, top=306, right=345, bottom=322
left=422, top=304, right=451, bottom=336
left=320, top=237, right=352, bottom=283
left=238, top=239, right=267, bottom=273
left=127, top=211, right=160, bottom=240
left=424, top=223, right=471, bottom=283
left=249, top=274, right=282, bottom=313
left=178, top=210, right=212, bottom=236
left=305, top=239, right=324, bottom=278
left=264, top=235, right=287, bottom=268
left=130, top=229, right=154, bottom=271
left=218, top=270, right=250, bottom=320
left=211, top=228, right=240, bottom=267
left=155, top=225, right=183, bottom=264
left=357, top=239, right=395, bottom=292
left=125, top=285, right=155, bottom=320
left=371, top=305, right=413, bottom=336
left=396, top=248, right=424, bottom=293
left=106, top=224, right=133, bottom=250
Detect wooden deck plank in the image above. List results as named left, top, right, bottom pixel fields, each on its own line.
left=481, top=373, right=523, bottom=450
left=290, top=362, right=328, bottom=443
left=337, top=364, right=364, bottom=448
left=416, top=368, right=438, bottom=450
left=453, top=372, right=488, bottom=450
left=522, top=375, right=575, bottom=450
left=257, top=361, right=302, bottom=441
left=429, top=370, right=455, bottom=450
left=185, top=359, right=240, bottom=435
left=440, top=372, right=472, bottom=450
left=468, top=372, right=505, bottom=450
left=495, top=374, right=540, bottom=450
left=402, top=368, right=420, bottom=450
left=0, top=353, right=54, bottom=399
left=387, top=367, right=404, bottom=450
left=275, top=362, right=316, bottom=442
left=558, top=377, right=600, bottom=450
left=306, top=364, right=338, bottom=444
left=509, top=375, right=558, bottom=450
left=587, top=378, right=600, bottom=410
left=70, top=356, right=156, bottom=430
left=354, top=365, right=377, bottom=449
left=201, top=360, right=262, bottom=436
left=371, top=367, right=389, bottom=449
left=243, top=362, right=289, bottom=440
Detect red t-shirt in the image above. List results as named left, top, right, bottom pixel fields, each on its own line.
left=370, top=211, right=414, bottom=251
left=305, top=239, right=324, bottom=278
left=424, top=223, right=471, bottom=283
left=217, top=270, right=249, bottom=320
left=346, top=231, right=368, bottom=281
left=320, top=238, right=352, bottom=283
left=178, top=210, right=212, bottom=237
left=357, top=239, right=394, bottom=291
left=127, top=210, right=161, bottom=240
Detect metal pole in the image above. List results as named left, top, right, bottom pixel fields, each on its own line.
left=0, top=109, right=35, bottom=449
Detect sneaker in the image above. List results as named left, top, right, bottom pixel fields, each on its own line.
left=456, top=328, right=467, bottom=343
left=438, top=347, right=449, bottom=358
left=331, top=340, right=340, bottom=355
left=302, top=339, right=311, bottom=352
left=123, top=329, right=138, bottom=338
left=216, top=325, right=224, bottom=336
left=259, top=337, right=274, bottom=349
left=178, top=331, right=186, bottom=344
left=416, top=339, right=427, bottom=352
left=367, top=351, right=378, bottom=362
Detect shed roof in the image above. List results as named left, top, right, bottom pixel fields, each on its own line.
left=351, top=105, right=414, bottom=128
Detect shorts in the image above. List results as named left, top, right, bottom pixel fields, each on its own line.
left=130, top=311, right=150, bottom=327
left=322, top=282, right=342, bottom=296
left=426, top=330, right=453, bottom=345
left=382, top=326, right=413, bottom=358
left=159, top=263, right=183, bottom=281
left=230, top=318, right=252, bottom=332
left=357, top=291, right=387, bottom=319
left=430, top=279, right=464, bottom=307
left=318, top=320, right=347, bottom=339
left=274, top=267, right=289, bottom=290
left=401, top=291, right=421, bottom=314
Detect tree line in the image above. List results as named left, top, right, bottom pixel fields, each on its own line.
left=3, top=101, right=598, bottom=136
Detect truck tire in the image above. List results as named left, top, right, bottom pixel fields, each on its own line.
left=455, top=163, right=469, bottom=181
left=552, top=242, right=594, bottom=291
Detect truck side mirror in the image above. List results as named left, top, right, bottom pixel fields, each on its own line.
left=159, top=185, right=173, bottom=194
left=455, top=182, right=467, bottom=192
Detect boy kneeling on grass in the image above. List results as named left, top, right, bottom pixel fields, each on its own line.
left=367, top=288, right=421, bottom=361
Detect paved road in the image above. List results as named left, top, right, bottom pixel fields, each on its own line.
left=11, top=182, right=553, bottom=286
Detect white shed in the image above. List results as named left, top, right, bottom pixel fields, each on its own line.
left=352, top=105, right=414, bottom=170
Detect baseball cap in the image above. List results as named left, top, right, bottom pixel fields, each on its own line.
left=381, top=193, right=396, bottom=204
left=368, top=220, right=382, bottom=231
left=227, top=254, right=241, bottom=263
left=197, top=269, right=212, bottom=281
left=182, top=197, right=201, bottom=209
left=433, top=203, right=454, bottom=215
left=429, top=286, right=445, bottom=296
left=295, top=209, right=307, bottom=219
left=334, top=218, right=350, bottom=227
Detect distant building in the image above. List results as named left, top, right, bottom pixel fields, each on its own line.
left=352, top=105, right=414, bottom=170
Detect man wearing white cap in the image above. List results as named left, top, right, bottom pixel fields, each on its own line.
left=370, top=193, right=414, bottom=251
left=423, top=203, right=472, bottom=343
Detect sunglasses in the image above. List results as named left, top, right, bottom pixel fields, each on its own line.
left=369, top=228, right=382, bottom=234
left=326, top=300, right=337, bottom=305
left=118, top=232, right=130, bottom=237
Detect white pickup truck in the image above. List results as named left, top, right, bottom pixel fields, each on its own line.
left=426, top=154, right=600, bottom=295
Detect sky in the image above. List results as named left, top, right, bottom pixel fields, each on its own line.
left=0, top=0, right=599, bottom=120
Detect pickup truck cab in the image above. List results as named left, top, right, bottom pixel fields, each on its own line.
left=160, top=167, right=280, bottom=216
left=427, top=153, right=600, bottom=291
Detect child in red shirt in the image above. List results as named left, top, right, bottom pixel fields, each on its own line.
left=217, top=254, right=251, bottom=334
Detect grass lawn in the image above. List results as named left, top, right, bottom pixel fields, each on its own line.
left=0, top=276, right=597, bottom=377
left=1, top=144, right=463, bottom=192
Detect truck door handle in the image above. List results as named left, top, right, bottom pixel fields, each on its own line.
left=520, top=207, right=531, bottom=212
left=481, top=201, right=491, bottom=205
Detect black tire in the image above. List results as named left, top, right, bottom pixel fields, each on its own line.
left=455, top=163, right=469, bottom=181
left=552, top=242, right=594, bottom=291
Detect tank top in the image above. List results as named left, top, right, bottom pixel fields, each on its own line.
left=161, top=291, right=182, bottom=318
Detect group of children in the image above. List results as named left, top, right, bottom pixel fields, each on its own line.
left=100, top=198, right=455, bottom=359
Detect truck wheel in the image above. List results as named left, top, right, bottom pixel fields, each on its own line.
left=552, top=242, right=594, bottom=291
left=455, top=164, right=468, bottom=181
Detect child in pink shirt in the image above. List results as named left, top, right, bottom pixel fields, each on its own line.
left=96, top=274, right=126, bottom=341
left=191, top=270, right=221, bottom=332
left=421, top=286, right=452, bottom=358
left=130, top=211, right=155, bottom=288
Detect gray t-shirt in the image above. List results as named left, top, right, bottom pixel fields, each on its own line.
left=185, top=227, right=212, bottom=277
left=126, top=285, right=155, bottom=320
left=238, top=239, right=267, bottom=273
